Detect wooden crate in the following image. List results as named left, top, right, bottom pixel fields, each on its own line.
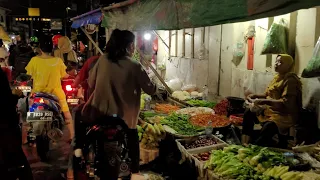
left=175, top=135, right=228, bottom=177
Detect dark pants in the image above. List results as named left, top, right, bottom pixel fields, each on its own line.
left=0, top=126, right=33, bottom=180
left=242, top=109, right=280, bottom=147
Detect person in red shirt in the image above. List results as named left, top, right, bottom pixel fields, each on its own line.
left=73, top=55, right=100, bottom=101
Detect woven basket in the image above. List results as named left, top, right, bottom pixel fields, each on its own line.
left=140, top=144, right=159, bottom=164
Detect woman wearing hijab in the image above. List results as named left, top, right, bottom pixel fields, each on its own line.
left=242, top=54, right=302, bottom=147
left=0, top=45, right=11, bottom=81
left=54, top=36, right=78, bottom=64
left=78, top=29, right=156, bottom=180
left=0, top=68, right=33, bottom=180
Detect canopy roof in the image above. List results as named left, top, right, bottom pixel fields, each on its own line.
left=71, top=9, right=102, bottom=29
left=101, top=0, right=320, bottom=30
left=71, top=0, right=320, bottom=30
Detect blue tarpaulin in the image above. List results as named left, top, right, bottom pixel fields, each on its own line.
left=71, top=11, right=102, bottom=28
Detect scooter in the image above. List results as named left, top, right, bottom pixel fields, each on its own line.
left=26, top=92, right=64, bottom=161
left=11, top=73, right=32, bottom=96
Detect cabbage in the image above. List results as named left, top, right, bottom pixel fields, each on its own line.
left=191, top=91, right=199, bottom=96
left=183, top=91, right=190, bottom=96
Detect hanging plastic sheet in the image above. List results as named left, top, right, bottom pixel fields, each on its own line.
left=71, top=11, right=103, bottom=29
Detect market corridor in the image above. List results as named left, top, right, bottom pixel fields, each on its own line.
left=22, top=125, right=70, bottom=180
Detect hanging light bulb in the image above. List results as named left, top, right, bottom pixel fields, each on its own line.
left=144, top=33, right=151, bottom=40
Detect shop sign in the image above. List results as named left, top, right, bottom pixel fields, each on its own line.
left=28, top=8, right=40, bottom=17
left=51, top=19, right=63, bottom=30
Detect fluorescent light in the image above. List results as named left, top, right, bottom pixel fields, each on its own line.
left=144, top=33, right=151, bottom=40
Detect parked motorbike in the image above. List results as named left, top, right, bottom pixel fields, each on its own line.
left=26, top=92, right=64, bottom=161
left=74, top=115, right=131, bottom=180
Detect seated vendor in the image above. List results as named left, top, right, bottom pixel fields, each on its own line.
left=242, top=54, right=302, bottom=147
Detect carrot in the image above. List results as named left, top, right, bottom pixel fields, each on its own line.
left=154, top=103, right=180, bottom=114
left=190, top=114, right=230, bottom=128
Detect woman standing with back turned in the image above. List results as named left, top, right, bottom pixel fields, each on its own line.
left=81, top=29, right=156, bottom=180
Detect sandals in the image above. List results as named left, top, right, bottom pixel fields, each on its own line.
left=67, top=169, right=74, bottom=179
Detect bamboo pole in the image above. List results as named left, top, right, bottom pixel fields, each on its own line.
left=169, top=30, right=172, bottom=56
left=182, top=29, right=185, bottom=57
left=136, top=48, right=172, bottom=95
left=191, top=28, right=195, bottom=58
left=80, top=27, right=104, bottom=55
left=153, top=30, right=169, bottom=49
left=175, top=30, right=178, bottom=56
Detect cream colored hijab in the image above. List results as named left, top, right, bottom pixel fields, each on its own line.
left=53, top=36, right=78, bottom=63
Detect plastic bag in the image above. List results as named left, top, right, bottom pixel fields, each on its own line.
left=167, top=78, right=182, bottom=91
left=245, top=25, right=256, bottom=39
left=261, top=18, right=288, bottom=54
left=233, top=42, right=245, bottom=61
left=243, top=71, right=254, bottom=98
left=181, top=84, right=197, bottom=92
left=302, top=36, right=320, bottom=78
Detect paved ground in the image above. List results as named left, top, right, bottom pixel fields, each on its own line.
left=22, top=125, right=71, bottom=180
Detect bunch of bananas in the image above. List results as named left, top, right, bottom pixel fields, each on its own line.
left=137, top=123, right=165, bottom=150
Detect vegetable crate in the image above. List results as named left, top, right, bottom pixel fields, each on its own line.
left=189, top=143, right=228, bottom=178
left=175, top=135, right=228, bottom=177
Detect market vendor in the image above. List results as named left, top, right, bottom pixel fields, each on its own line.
left=242, top=54, right=302, bottom=147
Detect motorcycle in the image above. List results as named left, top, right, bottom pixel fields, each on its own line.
left=74, top=114, right=131, bottom=180
left=26, top=92, right=64, bottom=161
left=62, top=78, right=80, bottom=107
left=11, top=73, right=32, bottom=96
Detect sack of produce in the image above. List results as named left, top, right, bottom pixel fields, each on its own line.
left=302, top=36, right=320, bottom=78
left=261, top=18, right=288, bottom=54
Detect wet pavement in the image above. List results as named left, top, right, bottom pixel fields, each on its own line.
left=22, top=125, right=71, bottom=180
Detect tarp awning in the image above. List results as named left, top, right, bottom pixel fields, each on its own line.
left=101, top=0, right=320, bottom=30
left=71, top=11, right=102, bottom=29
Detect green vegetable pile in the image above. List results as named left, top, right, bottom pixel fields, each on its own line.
left=302, top=37, right=320, bottom=78
left=140, top=111, right=159, bottom=120
left=205, top=148, right=272, bottom=180
left=160, top=113, right=203, bottom=135
left=261, top=19, right=288, bottom=55
left=302, top=57, right=320, bottom=78
left=204, top=145, right=304, bottom=180
left=186, top=100, right=217, bottom=108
